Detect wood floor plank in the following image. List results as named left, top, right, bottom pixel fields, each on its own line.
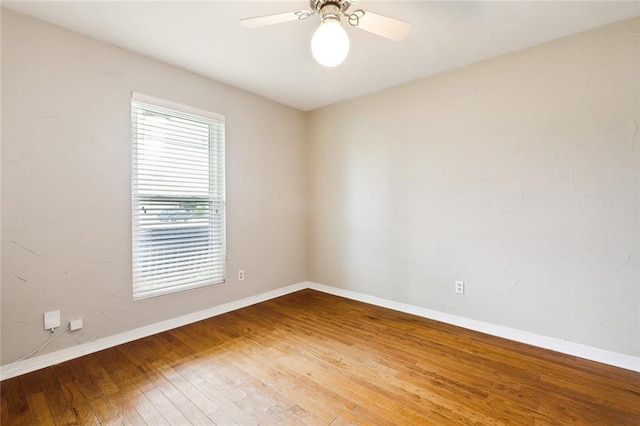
left=123, top=392, right=168, bottom=426
left=219, top=344, right=345, bottom=423
left=173, top=362, right=257, bottom=425
left=113, top=339, right=215, bottom=425
left=102, top=391, right=147, bottom=426
left=91, top=348, right=167, bottom=425
left=1, top=378, right=33, bottom=426
left=151, top=361, right=220, bottom=418
left=245, top=329, right=428, bottom=424
left=67, top=400, right=100, bottom=426
left=239, top=304, right=498, bottom=424
left=143, top=387, right=191, bottom=424
left=25, top=392, right=55, bottom=426
left=265, top=404, right=310, bottom=426
left=0, top=388, right=9, bottom=426
left=35, top=367, right=77, bottom=426
left=2, top=289, right=639, bottom=425
left=57, top=359, right=117, bottom=425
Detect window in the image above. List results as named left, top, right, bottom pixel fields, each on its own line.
left=131, top=93, right=225, bottom=300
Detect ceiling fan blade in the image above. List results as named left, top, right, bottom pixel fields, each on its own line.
left=350, top=10, right=412, bottom=41
left=240, top=11, right=311, bottom=29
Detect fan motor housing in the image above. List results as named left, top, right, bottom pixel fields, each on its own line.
left=310, top=0, right=352, bottom=13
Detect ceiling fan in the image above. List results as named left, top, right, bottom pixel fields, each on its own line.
left=240, top=0, right=412, bottom=67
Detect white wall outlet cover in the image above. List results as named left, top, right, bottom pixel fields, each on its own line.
left=70, top=318, right=84, bottom=331
left=44, top=310, right=61, bottom=330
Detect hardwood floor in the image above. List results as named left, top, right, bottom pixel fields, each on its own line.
left=1, top=289, right=639, bottom=425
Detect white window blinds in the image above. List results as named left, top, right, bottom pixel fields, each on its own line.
left=131, top=93, right=225, bottom=300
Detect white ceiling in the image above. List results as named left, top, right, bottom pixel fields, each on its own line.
left=4, top=1, right=639, bottom=111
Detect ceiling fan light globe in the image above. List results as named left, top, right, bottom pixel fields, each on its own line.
left=311, top=19, right=350, bottom=67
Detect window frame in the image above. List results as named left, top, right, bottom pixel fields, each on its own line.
left=131, top=93, right=226, bottom=301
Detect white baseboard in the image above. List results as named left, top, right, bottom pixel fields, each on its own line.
left=0, top=282, right=308, bottom=381
left=2, top=280, right=638, bottom=380
left=307, top=282, right=640, bottom=373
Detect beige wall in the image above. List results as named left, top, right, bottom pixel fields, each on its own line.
left=2, top=8, right=639, bottom=366
left=309, top=17, right=640, bottom=357
left=1, top=9, right=307, bottom=364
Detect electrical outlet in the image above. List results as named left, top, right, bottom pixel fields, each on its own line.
left=455, top=281, right=464, bottom=294
left=70, top=318, right=83, bottom=331
left=238, top=270, right=245, bottom=281
left=44, top=310, right=61, bottom=331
